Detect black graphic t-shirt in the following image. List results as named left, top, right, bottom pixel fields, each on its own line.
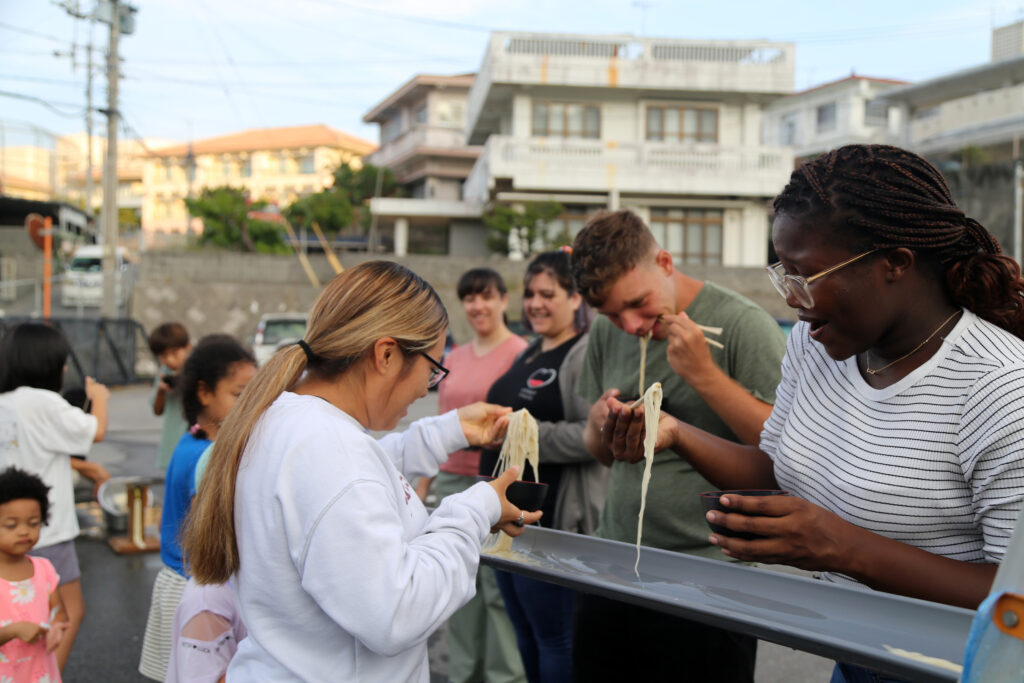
left=480, top=334, right=583, bottom=527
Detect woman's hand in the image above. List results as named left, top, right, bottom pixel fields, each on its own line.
left=704, top=493, right=853, bottom=572
left=601, top=398, right=677, bottom=463
left=457, top=402, right=513, bottom=449
left=487, top=466, right=543, bottom=537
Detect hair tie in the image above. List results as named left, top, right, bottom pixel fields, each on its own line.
left=559, top=245, right=572, bottom=255
left=297, top=339, right=318, bottom=363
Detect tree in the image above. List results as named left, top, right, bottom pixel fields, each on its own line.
left=484, top=201, right=565, bottom=256
left=283, top=162, right=401, bottom=236
left=283, top=189, right=354, bottom=235
left=331, top=162, right=401, bottom=232
left=185, top=186, right=288, bottom=253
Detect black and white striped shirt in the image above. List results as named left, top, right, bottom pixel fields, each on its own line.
left=762, top=310, right=1024, bottom=585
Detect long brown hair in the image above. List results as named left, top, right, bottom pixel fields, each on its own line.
left=183, top=261, right=448, bottom=584
left=773, top=144, right=1024, bottom=337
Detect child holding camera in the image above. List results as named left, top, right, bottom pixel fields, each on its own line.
left=148, top=322, right=191, bottom=471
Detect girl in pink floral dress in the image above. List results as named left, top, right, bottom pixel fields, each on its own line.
left=0, top=467, right=69, bottom=682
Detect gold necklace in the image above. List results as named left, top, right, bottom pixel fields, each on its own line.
left=865, top=310, right=961, bottom=375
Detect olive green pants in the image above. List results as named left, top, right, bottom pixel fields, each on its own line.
left=434, top=471, right=526, bottom=683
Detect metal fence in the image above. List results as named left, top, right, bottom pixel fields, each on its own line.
left=0, top=316, right=151, bottom=388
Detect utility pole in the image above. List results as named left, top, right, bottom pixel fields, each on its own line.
left=100, top=0, right=120, bottom=318
left=85, top=14, right=96, bottom=218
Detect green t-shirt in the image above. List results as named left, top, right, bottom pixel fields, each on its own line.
left=578, top=281, right=786, bottom=558
left=151, top=366, right=188, bottom=471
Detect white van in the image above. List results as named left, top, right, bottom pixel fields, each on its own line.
left=60, top=245, right=131, bottom=308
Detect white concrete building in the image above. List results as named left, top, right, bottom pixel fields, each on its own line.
left=762, top=76, right=907, bottom=161
left=879, top=21, right=1024, bottom=164
left=363, top=74, right=485, bottom=256
left=458, top=31, right=796, bottom=266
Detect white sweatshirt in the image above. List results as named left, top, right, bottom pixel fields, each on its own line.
left=228, top=392, right=501, bottom=682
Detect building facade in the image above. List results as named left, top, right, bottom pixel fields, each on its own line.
left=453, top=32, right=796, bottom=266
left=762, top=76, right=907, bottom=162
left=141, top=124, right=375, bottom=237
left=362, top=74, right=484, bottom=256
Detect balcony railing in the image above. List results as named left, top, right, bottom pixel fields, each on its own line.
left=467, top=32, right=794, bottom=140
left=367, top=126, right=471, bottom=169
left=464, top=135, right=794, bottom=202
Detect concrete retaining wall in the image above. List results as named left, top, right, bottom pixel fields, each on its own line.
left=130, top=250, right=794, bottom=347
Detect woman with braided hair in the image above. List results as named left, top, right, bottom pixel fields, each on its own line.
left=601, top=145, right=1024, bottom=681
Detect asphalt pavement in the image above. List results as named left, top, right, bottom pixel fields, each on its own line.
left=65, top=383, right=832, bottom=682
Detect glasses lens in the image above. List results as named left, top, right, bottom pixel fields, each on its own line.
left=427, top=370, right=442, bottom=388
left=791, top=279, right=814, bottom=308
left=766, top=265, right=789, bottom=299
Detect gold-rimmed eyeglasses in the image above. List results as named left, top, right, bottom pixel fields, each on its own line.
left=766, top=250, right=877, bottom=309
left=419, top=351, right=450, bottom=388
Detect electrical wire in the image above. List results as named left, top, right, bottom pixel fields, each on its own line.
left=0, top=90, right=86, bottom=117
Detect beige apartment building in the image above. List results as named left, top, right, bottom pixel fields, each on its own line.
left=142, top=124, right=375, bottom=235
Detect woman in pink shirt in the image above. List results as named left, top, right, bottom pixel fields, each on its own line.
left=425, top=268, right=528, bottom=683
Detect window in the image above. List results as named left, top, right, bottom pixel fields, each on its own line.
left=437, top=101, right=465, bottom=127
left=221, top=160, right=232, bottom=178
left=299, top=154, right=315, bottom=174
left=816, top=102, right=837, bottom=133
left=241, top=157, right=252, bottom=178
left=864, top=100, right=889, bottom=126
left=413, top=103, right=428, bottom=125
left=649, top=208, right=723, bottom=265
left=381, top=115, right=403, bottom=144
left=532, top=102, right=600, bottom=139
left=646, top=105, right=717, bottom=142
left=779, top=113, right=798, bottom=146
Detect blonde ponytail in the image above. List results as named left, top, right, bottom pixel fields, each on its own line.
left=183, top=261, right=448, bottom=584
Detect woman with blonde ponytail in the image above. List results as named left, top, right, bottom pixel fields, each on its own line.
left=183, top=261, right=541, bottom=682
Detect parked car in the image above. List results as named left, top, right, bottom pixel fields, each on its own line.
left=60, top=245, right=131, bottom=308
left=250, top=312, right=307, bottom=366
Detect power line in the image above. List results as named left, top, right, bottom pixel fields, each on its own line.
left=299, top=0, right=499, bottom=33
left=0, top=20, right=69, bottom=44
left=0, top=90, right=86, bottom=117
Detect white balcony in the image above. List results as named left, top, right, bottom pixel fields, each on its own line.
left=464, top=135, right=793, bottom=203
left=367, top=126, right=475, bottom=169
left=468, top=32, right=794, bottom=143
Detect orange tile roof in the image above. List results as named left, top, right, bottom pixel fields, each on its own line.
left=154, top=124, right=376, bottom=158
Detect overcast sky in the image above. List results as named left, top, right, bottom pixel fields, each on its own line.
left=1, top=0, right=1021, bottom=149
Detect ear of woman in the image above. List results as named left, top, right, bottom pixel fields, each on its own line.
left=372, top=338, right=403, bottom=376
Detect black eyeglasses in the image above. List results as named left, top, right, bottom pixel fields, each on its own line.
left=419, top=351, right=450, bottom=388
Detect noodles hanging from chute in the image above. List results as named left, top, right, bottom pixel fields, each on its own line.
left=484, top=408, right=539, bottom=556
left=634, top=381, right=662, bottom=576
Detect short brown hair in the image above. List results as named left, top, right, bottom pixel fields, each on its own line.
left=148, top=322, right=190, bottom=355
left=570, top=210, right=657, bottom=307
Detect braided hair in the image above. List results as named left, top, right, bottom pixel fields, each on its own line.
left=774, top=144, right=1024, bottom=337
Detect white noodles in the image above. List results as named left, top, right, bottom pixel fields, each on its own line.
left=634, top=381, right=662, bottom=576
left=483, top=408, right=540, bottom=554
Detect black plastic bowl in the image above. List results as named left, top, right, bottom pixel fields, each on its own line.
left=699, top=489, right=790, bottom=540
left=477, top=476, right=549, bottom=512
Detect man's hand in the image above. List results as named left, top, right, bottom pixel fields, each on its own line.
left=663, top=313, right=717, bottom=387
left=601, top=399, right=677, bottom=463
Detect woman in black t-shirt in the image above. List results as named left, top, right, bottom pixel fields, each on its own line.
left=480, top=250, right=606, bottom=683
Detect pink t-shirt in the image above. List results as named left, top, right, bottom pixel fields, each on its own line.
left=437, top=334, right=528, bottom=476
left=0, top=555, right=60, bottom=682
